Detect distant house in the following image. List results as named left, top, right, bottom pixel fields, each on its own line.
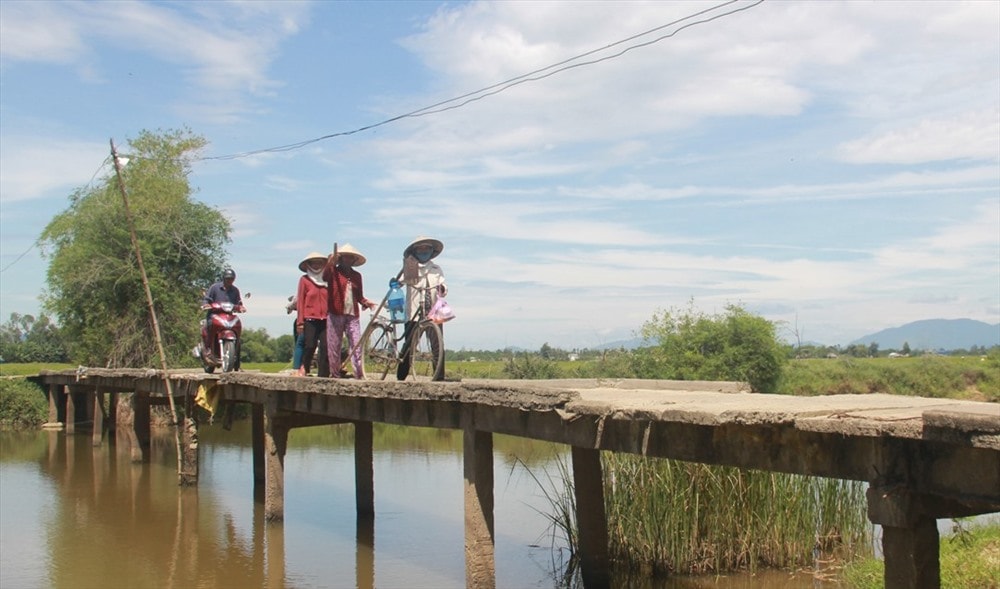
left=568, top=353, right=579, bottom=362
left=826, top=353, right=838, bottom=359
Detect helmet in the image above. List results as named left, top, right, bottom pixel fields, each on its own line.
left=222, top=268, right=236, bottom=281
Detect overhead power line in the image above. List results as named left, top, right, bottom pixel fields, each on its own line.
left=201, top=0, right=764, bottom=162
left=1, top=156, right=112, bottom=274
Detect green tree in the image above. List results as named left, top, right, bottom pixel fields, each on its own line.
left=639, top=300, right=787, bottom=392
left=39, top=129, right=230, bottom=367
left=0, top=312, right=68, bottom=363
left=239, top=328, right=276, bottom=363
left=270, top=333, right=295, bottom=363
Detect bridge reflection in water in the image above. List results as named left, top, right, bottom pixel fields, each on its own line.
left=35, top=369, right=1000, bottom=589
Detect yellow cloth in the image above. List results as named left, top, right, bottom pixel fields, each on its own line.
left=194, top=384, right=221, bottom=417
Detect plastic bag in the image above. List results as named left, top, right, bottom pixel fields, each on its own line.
left=427, top=297, right=455, bottom=324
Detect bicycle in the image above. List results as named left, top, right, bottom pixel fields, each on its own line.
left=357, top=280, right=444, bottom=381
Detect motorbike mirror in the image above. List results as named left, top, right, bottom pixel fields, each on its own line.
left=244, top=292, right=251, bottom=299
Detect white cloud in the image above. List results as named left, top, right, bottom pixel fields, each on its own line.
left=0, top=136, right=109, bottom=203
left=0, top=1, right=311, bottom=123
left=836, top=109, right=1000, bottom=164
left=0, top=2, right=84, bottom=63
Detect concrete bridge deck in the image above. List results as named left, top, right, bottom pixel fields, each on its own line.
left=34, top=368, right=1000, bottom=589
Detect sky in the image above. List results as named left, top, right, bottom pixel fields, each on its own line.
left=1, top=0, right=998, bottom=352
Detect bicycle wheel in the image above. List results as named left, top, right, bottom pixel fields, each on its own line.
left=360, top=320, right=398, bottom=380
left=405, top=320, right=444, bottom=381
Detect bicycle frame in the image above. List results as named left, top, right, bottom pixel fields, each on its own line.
left=357, top=278, right=444, bottom=381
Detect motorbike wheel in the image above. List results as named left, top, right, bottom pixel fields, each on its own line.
left=221, top=340, right=237, bottom=373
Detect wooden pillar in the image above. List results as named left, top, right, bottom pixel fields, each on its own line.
left=867, top=486, right=941, bottom=589
left=92, top=389, right=104, bottom=446
left=263, top=396, right=288, bottom=522
left=571, top=446, right=611, bottom=589
left=462, top=406, right=495, bottom=589
left=180, top=416, right=198, bottom=486
left=354, top=421, right=374, bottom=517
left=252, top=403, right=265, bottom=490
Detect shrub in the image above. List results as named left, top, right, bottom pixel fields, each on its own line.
left=0, top=378, right=48, bottom=428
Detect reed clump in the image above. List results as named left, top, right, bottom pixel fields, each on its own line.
left=535, top=453, right=872, bottom=578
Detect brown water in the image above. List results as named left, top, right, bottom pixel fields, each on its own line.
left=0, top=423, right=844, bottom=589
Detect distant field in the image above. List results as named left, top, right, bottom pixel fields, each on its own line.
left=0, top=363, right=74, bottom=377
left=2, top=354, right=996, bottom=402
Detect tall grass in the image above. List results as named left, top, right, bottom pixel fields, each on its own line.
left=602, top=455, right=871, bottom=575
left=533, top=453, right=871, bottom=578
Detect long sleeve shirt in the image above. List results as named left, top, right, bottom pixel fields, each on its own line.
left=295, top=275, right=328, bottom=326
left=323, top=264, right=371, bottom=317
left=402, top=260, right=446, bottom=319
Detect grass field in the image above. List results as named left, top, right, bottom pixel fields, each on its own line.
left=3, top=354, right=997, bottom=401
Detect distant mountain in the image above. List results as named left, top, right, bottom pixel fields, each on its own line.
left=849, top=319, right=1000, bottom=351
left=592, top=337, right=653, bottom=350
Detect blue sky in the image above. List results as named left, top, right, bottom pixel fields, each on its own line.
left=1, top=0, right=998, bottom=351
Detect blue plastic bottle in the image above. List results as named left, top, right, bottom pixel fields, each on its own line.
left=387, top=278, right=406, bottom=323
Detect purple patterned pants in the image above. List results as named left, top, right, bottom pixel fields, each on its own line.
left=327, top=313, right=363, bottom=378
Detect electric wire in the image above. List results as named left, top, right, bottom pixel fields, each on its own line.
left=1, top=0, right=764, bottom=273
left=200, top=0, right=763, bottom=161
left=0, top=156, right=113, bottom=274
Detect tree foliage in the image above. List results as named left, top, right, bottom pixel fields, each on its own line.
left=639, top=300, right=787, bottom=392
left=0, top=313, right=68, bottom=363
left=39, top=129, right=231, bottom=367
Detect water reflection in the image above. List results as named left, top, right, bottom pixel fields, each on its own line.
left=1, top=423, right=570, bottom=589
left=0, top=423, right=867, bottom=589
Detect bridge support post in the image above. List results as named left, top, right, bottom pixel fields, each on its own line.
left=354, top=421, right=374, bottom=517
left=180, top=416, right=198, bottom=486
left=133, top=393, right=151, bottom=462
left=65, top=385, right=78, bottom=434
left=462, top=407, right=495, bottom=589
left=91, top=389, right=104, bottom=446
left=263, top=395, right=288, bottom=522
left=107, top=392, right=118, bottom=433
left=252, top=403, right=265, bottom=490
left=572, top=446, right=611, bottom=589
left=867, top=486, right=941, bottom=589
left=46, top=384, right=62, bottom=426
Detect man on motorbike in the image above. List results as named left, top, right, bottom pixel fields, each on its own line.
left=201, top=268, right=245, bottom=365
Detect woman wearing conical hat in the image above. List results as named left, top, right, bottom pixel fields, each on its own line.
left=293, top=252, right=330, bottom=377
left=323, top=243, right=376, bottom=379
left=397, top=236, right=447, bottom=381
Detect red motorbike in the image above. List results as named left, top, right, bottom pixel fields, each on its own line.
left=198, top=301, right=244, bottom=373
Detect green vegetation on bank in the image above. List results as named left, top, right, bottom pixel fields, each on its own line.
left=842, top=521, right=1000, bottom=589
left=0, top=379, right=48, bottom=428
left=779, top=353, right=999, bottom=401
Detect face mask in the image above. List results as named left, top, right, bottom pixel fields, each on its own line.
left=415, top=250, right=433, bottom=263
